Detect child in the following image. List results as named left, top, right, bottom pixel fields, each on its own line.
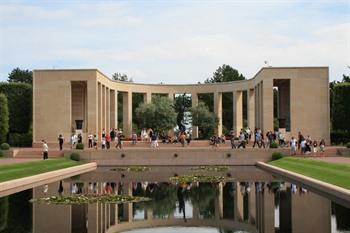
left=101, top=137, right=106, bottom=149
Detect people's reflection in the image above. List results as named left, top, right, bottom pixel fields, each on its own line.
left=177, top=185, right=187, bottom=222
left=58, top=180, right=64, bottom=195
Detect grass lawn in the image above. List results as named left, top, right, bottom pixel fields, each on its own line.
left=0, top=158, right=83, bottom=182
left=269, top=157, right=350, bottom=190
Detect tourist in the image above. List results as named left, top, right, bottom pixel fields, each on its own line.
left=313, top=140, right=318, bottom=154
left=110, top=128, right=115, bottom=142
left=101, top=137, right=106, bottom=149
left=132, top=132, right=137, bottom=145
left=246, top=127, right=252, bottom=142
left=71, top=134, right=78, bottom=149
left=319, top=139, right=326, bottom=153
left=179, top=132, right=186, bottom=147
left=290, top=136, right=297, bottom=155
left=78, top=133, right=82, bottom=144
left=151, top=132, right=158, bottom=148
left=93, top=135, right=98, bottom=149
left=186, top=131, right=192, bottom=145
left=102, top=128, right=105, bottom=139
left=230, top=135, right=238, bottom=149
left=88, top=133, right=93, bottom=148
left=105, top=133, right=111, bottom=149
left=278, top=131, right=285, bottom=147
left=298, top=132, right=304, bottom=150
left=116, top=133, right=123, bottom=149
left=42, top=140, right=48, bottom=160
left=58, top=134, right=64, bottom=151
left=237, top=131, right=246, bottom=149
left=300, top=138, right=306, bottom=154
left=149, top=129, right=153, bottom=143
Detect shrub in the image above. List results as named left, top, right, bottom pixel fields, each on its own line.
left=270, top=141, right=279, bottom=149
left=0, top=94, right=9, bottom=143
left=0, top=150, right=4, bottom=157
left=70, top=152, right=80, bottom=161
left=347, top=142, right=350, bottom=149
left=76, top=143, right=84, bottom=150
left=0, top=143, right=10, bottom=150
left=8, top=132, right=32, bottom=147
left=272, top=152, right=286, bottom=161
left=331, top=130, right=350, bottom=145
left=0, top=82, right=32, bottom=134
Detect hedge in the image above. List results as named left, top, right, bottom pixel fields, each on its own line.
left=331, top=130, right=350, bottom=145
left=271, top=152, right=286, bottom=161
left=0, top=82, right=32, bottom=134
left=76, top=143, right=84, bottom=150
left=70, top=152, right=80, bottom=161
left=332, top=83, right=350, bottom=132
left=8, top=132, right=32, bottom=147
left=0, top=94, right=9, bottom=143
left=0, top=143, right=10, bottom=150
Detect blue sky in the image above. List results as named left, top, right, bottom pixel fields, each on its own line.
left=0, top=0, right=349, bottom=83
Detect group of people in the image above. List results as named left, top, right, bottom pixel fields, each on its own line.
left=290, top=132, right=326, bottom=156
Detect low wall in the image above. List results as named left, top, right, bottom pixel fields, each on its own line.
left=64, top=148, right=289, bottom=166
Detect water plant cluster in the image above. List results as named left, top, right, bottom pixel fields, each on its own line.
left=169, top=174, right=226, bottom=183
left=30, top=194, right=151, bottom=205
left=110, top=166, right=150, bottom=172
left=190, top=165, right=229, bottom=172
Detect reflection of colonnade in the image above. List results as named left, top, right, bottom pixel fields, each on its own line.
left=32, top=180, right=331, bottom=233
left=33, top=67, right=330, bottom=144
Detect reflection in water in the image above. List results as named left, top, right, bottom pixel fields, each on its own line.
left=1, top=167, right=350, bottom=233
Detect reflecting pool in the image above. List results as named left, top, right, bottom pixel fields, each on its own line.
left=0, top=166, right=349, bottom=233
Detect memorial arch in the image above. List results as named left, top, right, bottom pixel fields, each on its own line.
left=33, top=67, right=330, bottom=145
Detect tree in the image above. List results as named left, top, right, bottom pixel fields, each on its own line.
left=134, top=96, right=176, bottom=133
left=205, top=64, right=245, bottom=83
left=0, top=94, right=9, bottom=143
left=332, top=83, right=350, bottom=132
left=204, top=64, right=246, bottom=133
left=173, top=94, right=192, bottom=131
left=112, top=72, right=133, bottom=82
left=7, top=68, right=33, bottom=85
left=191, top=102, right=218, bottom=139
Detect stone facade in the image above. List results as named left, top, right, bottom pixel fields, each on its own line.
left=33, top=67, right=330, bottom=145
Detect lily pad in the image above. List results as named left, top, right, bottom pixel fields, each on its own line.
left=190, top=165, right=229, bottom=172
left=30, top=194, right=151, bottom=205
left=110, top=166, right=150, bottom=172
left=169, top=175, right=227, bottom=183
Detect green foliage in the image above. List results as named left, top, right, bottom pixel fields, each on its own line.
left=111, top=166, right=150, bottom=172
left=191, top=165, right=229, bottom=172
left=30, top=194, right=150, bottom=205
left=70, top=152, right=80, bottom=161
left=8, top=132, right=32, bottom=147
left=191, top=102, right=218, bottom=138
left=0, top=82, right=32, bottom=134
left=7, top=67, right=32, bottom=85
left=0, top=94, right=9, bottom=143
left=112, top=73, right=132, bottom=82
left=174, top=94, right=192, bottom=131
left=135, top=96, right=176, bottom=133
left=205, top=64, right=245, bottom=83
left=169, top=174, right=227, bottom=183
left=271, top=152, right=286, bottom=161
left=0, top=197, right=9, bottom=231
left=331, top=130, right=350, bottom=145
left=347, top=142, right=350, bottom=149
left=0, top=143, right=10, bottom=150
left=270, top=141, right=279, bottom=148
left=332, top=83, right=350, bottom=132
left=76, top=143, right=84, bottom=150
left=144, top=183, right=177, bottom=217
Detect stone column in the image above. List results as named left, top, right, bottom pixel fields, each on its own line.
left=122, top=183, right=133, bottom=222
left=248, top=89, right=255, bottom=131
left=234, top=182, right=244, bottom=221
left=234, top=91, right=243, bottom=136
left=262, top=80, right=274, bottom=132
left=102, top=85, right=106, bottom=132
left=191, top=93, right=198, bottom=139
left=144, top=92, right=152, bottom=103
left=98, top=83, right=102, bottom=138
left=263, top=188, right=275, bottom=233
left=110, top=90, right=118, bottom=129
left=214, top=92, right=222, bottom=136
left=215, top=182, right=223, bottom=220
left=248, top=183, right=256, bottom=224
left=123, top=92, right=132, bottom=138
left=88, top=204, right=98, bottom=233
left=87, top=80, right=98, bottom=136
left=168, top=92, right=174, bottom=102
left=106, top=87, right=110, bottom=131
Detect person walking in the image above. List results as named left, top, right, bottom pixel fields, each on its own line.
left=116, top=133, right=123, bottom=149
left=58, top=134, right=64, bottom=151
left=93, top=134, right=98, bottom=149
left=42, top=140, right=48, bottom=160
left=290, top=137, right=297, bottom=156
left=88, top=133, right=93, bottom=148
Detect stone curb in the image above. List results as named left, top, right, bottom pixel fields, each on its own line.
left=257, top=161, right=350, bottom=204
left=0, top=162, right=97, bottom=197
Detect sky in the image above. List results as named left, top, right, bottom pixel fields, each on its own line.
left=0, top=0, right=349, bottom=83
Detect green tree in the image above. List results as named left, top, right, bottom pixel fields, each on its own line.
left=332, top=83, right=350, bottom=132
left=7, top=68, right=33, bottom=85
left=112, top=73, right=133, bottom=82
left=191, top=102, right=218, bottom=139
left=0, top=94, right=9, bottom=143
left=134, top=96, right=176, bottom=133
left=204, top=64, right=246, bottom=133
left=173, top=94, right=192, bottom=131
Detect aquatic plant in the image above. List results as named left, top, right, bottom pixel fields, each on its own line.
left=110, top=166, right=150, bottom=172
left=30, top=194, right=151, bottom=205
left=169, top=175, right=227, bottom=183
left=190, top=165, right=229, bottom=172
